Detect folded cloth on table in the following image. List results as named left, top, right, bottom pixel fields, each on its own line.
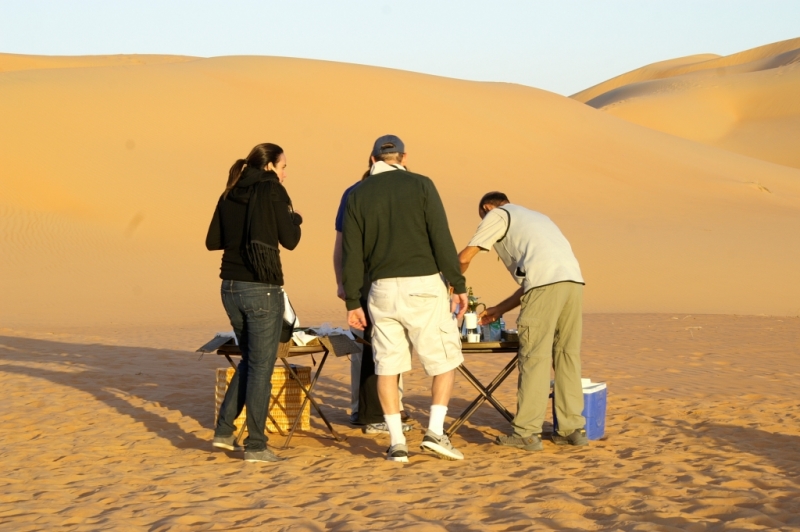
left=310, top=322, right=355, bottom=340
left=291, top=330, right=318, bottom=346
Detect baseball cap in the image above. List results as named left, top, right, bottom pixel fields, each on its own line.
left=371, top=135, right=405, bottom=158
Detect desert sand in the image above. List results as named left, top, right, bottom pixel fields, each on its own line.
left=2, top=315, right=799, bottom=530
left=573, top=37, right=800, bottom=169
left=1, top=39, right=800, bottom=530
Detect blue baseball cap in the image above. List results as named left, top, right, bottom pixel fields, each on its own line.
left=371, top=135, right=405, bottom=158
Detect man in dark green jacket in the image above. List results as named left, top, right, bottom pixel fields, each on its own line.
left=343, top=135, right=468, bottom=463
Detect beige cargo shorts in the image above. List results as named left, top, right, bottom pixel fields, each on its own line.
left=367, top=274, right=463, bottom=376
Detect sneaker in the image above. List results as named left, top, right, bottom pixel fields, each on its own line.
left=420, top=430, right=464, bottom=461
left=400, top=410, right=412, bottom=423
left=551, top=428, right=589, bottom=447
left=244, top=448, right=282, bottom=463
left=495, top=433, right=543, bottom=451
left=386, top=443, right=409, bottom=463
left=212, top=435, right=243, bottom=452
left=364, top=422, right=413, bottom=434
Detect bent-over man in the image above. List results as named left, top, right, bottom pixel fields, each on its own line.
left=458, top=191, right=588, bottom=451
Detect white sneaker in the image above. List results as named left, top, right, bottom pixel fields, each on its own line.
left=386, top=443, right=409, bottom=463
left=420, top=430, right=464, bottom=460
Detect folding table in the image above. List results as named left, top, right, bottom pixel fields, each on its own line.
left=446, top=341, right=520, bottom=437
left=198, top=334, right=359, bottom=449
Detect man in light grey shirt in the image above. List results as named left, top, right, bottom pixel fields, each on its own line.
left=458, top=191, right=588, bottom=451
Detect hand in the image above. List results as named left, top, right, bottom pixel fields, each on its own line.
left=451, top=292, right=468, bottom=320
left=348, top=308, right=368, bottom=330
left=336, top=283, right=346, bottom=301
left=479, top=306, right=502, bottom=325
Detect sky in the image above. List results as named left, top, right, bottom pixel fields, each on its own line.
left=1, top=1, right=799, bottom=95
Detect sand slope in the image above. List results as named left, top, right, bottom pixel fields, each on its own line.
left=573, top=38, right=800, bottom=168
left=2, top=54, right=800, bottom=329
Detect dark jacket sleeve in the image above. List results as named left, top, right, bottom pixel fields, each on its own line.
left=423, top=179, right=467, bottom=294
left=341, top=192, right=366, bottom=311
left=270, top=182, right=302, bottom=250
left=205, top=200, right=223, bottom=251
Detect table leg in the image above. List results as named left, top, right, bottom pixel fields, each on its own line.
left=446, top=355, right=519, bottom=437
left=280, top=348, right=346, bottom=449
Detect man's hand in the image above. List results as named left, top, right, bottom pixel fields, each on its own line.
left=451, top=292, right=468, bottom=320
left=479, top=306, right=502, bottom=325
left=348, top=308, right=368, bottom=330
left=337, top=283, right=346, bottom=301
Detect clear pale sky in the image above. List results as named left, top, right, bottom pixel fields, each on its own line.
left=1, top=0, right=798, bottom=95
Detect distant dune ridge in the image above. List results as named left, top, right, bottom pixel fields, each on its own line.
left=572, top=37, right=800, bottom=168
left=1, top=45, right=799, bottom=328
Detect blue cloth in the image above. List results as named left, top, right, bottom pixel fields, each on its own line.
left=335, top=181, right=360, bottom=232
left=215, top=279, right=284, bottom=451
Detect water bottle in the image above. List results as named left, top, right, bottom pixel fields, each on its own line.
left=499, top=315, right=505, bottom=331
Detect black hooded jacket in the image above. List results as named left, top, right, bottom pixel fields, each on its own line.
left=206, top=167, right=302, bottom=285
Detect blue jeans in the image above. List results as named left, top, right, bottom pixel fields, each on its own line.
left=215, top=280, right=284, bottom=451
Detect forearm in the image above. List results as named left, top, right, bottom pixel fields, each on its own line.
left=333, top=232, right=344, bottom=285
left=496, top=288, right=524, bottom=315
left=341, top=217, right=365, bottom=310
left=275, top=201, right=302, bottom=250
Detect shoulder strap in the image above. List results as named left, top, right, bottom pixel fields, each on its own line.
left=496, top=206, right=511, bottom=243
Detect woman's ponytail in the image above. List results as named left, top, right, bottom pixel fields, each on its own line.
left=223, top=159, right=248, bottom=198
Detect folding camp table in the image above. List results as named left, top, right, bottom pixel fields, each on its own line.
left=446, top=341, right=520, bottom=437
left=198, top=334, right=360, bottom=449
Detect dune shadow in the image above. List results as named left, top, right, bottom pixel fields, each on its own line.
left=0, top=335, right=215, bottom=451
left=672, top=419, right=800, bottom=487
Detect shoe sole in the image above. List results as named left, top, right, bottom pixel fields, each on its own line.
left=212, top=442, right=242, bottom=451
left=495, top=438, right=543, bottom=451
left=420, top=441, right=464, bottom=461
left=364, top=425, right=414, bottom=435
left=496, top=442, right=543, bottom=451
left=552, top=439, right=588, bottom=447
left=386, top=455, right=409, bottom=463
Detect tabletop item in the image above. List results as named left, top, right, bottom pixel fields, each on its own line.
left=485, top=319, right=503, bottom=342
left=501, top=329, right=519, bottom=342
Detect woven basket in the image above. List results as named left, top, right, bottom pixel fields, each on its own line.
left=214, top=365, right=311, bottom=433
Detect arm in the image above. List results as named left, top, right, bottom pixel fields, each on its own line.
left=205, top=202, right=223, bottom=250
left=457, top=245, right=482, bottom=274
left=272, top=183, right=302, bottom=250
left=479, top=287, right=524, bottom=325
left=423, top=179, right=466, bottom=294
left=341, top=196, right=366, bottom=312
left=333, top=231, right=346, bottom=300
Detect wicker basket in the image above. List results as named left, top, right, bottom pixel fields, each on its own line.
left=214, top=365, right=311, bottom=433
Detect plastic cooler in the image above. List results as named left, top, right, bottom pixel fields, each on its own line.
left=552, top=379, right=607, bottom=440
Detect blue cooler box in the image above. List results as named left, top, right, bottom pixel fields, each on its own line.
left=552, top=381, right=607, bottom=440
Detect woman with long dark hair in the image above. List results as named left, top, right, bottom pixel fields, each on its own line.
left=206, top=142, right=302, bottom=463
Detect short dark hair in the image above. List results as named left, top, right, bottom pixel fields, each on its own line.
left=479, top=191, right=509, bottom=213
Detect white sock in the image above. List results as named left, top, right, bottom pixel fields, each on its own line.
left=428, top=404, right=448, bottom=436
left=384, top=413, right=406, bottom=446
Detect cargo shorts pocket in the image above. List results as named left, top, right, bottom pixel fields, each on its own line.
left=438, top=317, right=461, bottom=359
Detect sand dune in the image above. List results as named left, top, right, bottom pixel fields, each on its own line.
left=2, top=53, right=800, bottom=330
left=573, top=38, right=800, bottom=168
